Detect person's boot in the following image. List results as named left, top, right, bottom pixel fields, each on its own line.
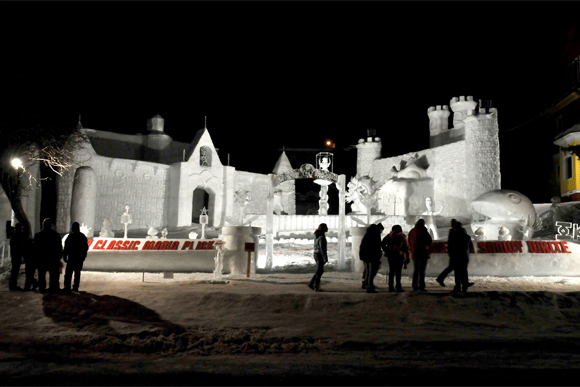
left=388, top=286, right=395, bottom=292
left=396, top=285, right=404, bottom=292
left=362, top=281, right=367, bottom=290
left=436, top=277, right=445, bottom=287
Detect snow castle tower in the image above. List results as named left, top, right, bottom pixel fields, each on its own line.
left=463, top=101, right=501, bottom=204
left=356, top=129, right=381, bottom=178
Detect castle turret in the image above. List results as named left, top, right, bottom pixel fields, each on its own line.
left=463, top=105, right=501, bottom=204
left=450, top=96, right=477, bottom=129
left=356, top=130, right=381, bottom=178
left=427, top=105, right=450, bottom=147
left=146, top=114, right=172, bottom=151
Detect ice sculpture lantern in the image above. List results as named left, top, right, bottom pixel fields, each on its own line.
left=470, top=190, right=536, bottom=241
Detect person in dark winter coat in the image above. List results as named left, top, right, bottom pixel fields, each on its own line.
left=381, top=225, right=410, bottom=292
left=34, top=218, right=63, bottom=293
left=408, top=218, right=433, bottom=292
left=359, top=223, right=384, bottom=293
left=436, top=219, right=457, bottom=287
left=22, top=237, right=39, bottom=291
left=308, top=223, right=328, bottom=292
left=63, top=222, right=89, bottom=292
left=448, top=221, right=473, bottom=293
left=9, top=223, right=25, bottom=291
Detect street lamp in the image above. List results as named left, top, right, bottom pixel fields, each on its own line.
left=10, top=158, right=22, bottom=169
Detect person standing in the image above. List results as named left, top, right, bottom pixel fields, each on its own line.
left=448, top=221, right=473, bottom=293
left=308, top=223, right=328, bottom=292
left=359, top=223, right=384, bottom=293
left=381, top=225, right=410, bottom=292
left=436, top=219, right=457, bottom=287
left=63, top=222, right=89, bottom=293
left=9, top=223, right=25, bottom=291
left=34, top=218, right=63, bottom=294
left=408, top=218, right=433, bottom=292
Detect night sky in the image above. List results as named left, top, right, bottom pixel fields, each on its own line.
left=3, top=3, right=580, bottom=204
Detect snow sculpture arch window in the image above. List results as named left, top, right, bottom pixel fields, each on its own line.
left=200, top=146, right=212, bottom=167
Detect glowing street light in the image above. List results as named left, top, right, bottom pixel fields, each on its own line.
left=10, top=158, right=22, bottom=169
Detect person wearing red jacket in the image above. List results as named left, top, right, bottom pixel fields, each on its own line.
left=408, top=218, right=432, bottom=292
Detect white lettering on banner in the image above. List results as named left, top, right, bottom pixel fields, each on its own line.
left=87, top=238, right=223, bottom=252
left=555, top=221, right=580, bottom=241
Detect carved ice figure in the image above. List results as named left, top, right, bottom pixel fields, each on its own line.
left=213, top=241, right=227, bottom=281
left=319, top=157, right=331, bottom=171
left=318, top=185, right=329, bottom=215
left=345, top=176, right=376, bottom=214
left=99, top=218, right=115, bottom=237
left=421, top=196, right=443, bottom=240
left=79, top=223, right=91, bottom=237
left=161, top=228, right=168, bottom=239
left=470, top=190, right=537, bottom=241
left=345, top=178, right=365, bottom=214
left=189, top=231, right=198, bottom=239
left=146, top=224, right=159, bottom=239
left=121, top=206, right=132, bottom=239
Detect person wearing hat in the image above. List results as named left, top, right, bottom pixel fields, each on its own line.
left=34, top=218, right=63, bottom=293
left=62, top=222, right=89, bottom=293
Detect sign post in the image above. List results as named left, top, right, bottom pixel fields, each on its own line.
left=244, top=242, right=255, bottom=278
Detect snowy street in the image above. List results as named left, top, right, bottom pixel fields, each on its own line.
left=2, top=270, right=580, bottom=385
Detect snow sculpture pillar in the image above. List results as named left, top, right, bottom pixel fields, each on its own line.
left=464, top=106, right=501, bottom=204
left=450, top=96, right=477, bottom=129
left=70, top=166, right=96, bottom=238
left=356, top=131, right=381, bottom=178
left=427, top=105, right=450, bottom=136
left=337, top=174, right=347, bottom=270
left=265, top=174, right=275, bottom=270
left=221, top=226, right=261, bottom=275
left=350, top=226, right=367, bottom=273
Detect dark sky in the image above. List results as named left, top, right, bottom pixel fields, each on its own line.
left=3, top=3, right=580, bottom=203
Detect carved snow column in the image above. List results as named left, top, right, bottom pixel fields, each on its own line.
left=356, top=133, right=381, bottom=178
left=350, top=226, right=367, bottom=273
left=427, top=105, right=450, bottom=148
left=265, top=174, right=276, bottom=270
left=221, top=226, right=262, bottom=275
left=70, top=166, right=97, bottom=237
left=464, top=107, right=501, bottom=205
left=450, top=96, right=477, bottom=129
left=337, top=174, right=347, bottom=270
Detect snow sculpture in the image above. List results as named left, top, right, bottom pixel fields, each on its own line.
left=199, top=207, right=209, bottom=239
left=189, top=231, right=198, bottom=239
left=345, top=177, right=365, bottom=214
left=420, top=196, right=444, bottom=240
left=234, top=189, right=251, bottom=223
left=213, top=241, right=227, bottom=281
left=346, top=176, right=376, bottom=214
left=146, top=224, right=159, bottom=239
left=376, top=154, right=432, bottom=217
left=99, top=218, right=114, bottom=237
left=318, top=186, right=329, bottom=215
left=518, top=218, right=533, bottom=240
left=121, top=206, right=132, bottom=239
left=273, top=189, right=285, bottom=215
left=79, top=223, right=91, bottom=237
left=319, top=157, right=331, bottom=171
left=470, top=190, right=537, bottom=241
left=498, top=226, right=512, bottom=241
left=161, top=227, right=168, bottom=239
left=474, top=227, right=486, bottom=241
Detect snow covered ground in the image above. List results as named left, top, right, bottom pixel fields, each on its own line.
left=2, top=237, right=580, bottom=385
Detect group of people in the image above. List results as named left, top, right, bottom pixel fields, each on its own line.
left=9, top=219, right=88, bottom=294
left=308, top=218, right=473, bottom=294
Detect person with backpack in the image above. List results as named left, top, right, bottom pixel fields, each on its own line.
left=381, top=224, right=410, bottom=292
left=308, top=223, right=328, bottom=292
left=359, top=223, right=384, bottom=293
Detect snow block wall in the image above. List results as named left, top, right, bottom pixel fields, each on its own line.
left=57, top=156, right=170, bottom=233
left=356, top=137, right=381, bottom=178
left=233, top=171, right=270, bottom=219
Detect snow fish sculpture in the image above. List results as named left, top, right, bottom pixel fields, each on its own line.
left=470, top=190, right=536, bottom=241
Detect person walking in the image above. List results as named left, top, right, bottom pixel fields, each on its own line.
left=308, top=223, right=328, bottom=292
left=359, top=223, right=384, bottom=293
left=22, top=237, right=39, bottom=291
left=63, top=222, right=89, bottom=293
left=381, top=225, right=410, bottom=292
left=448, top=221, right=473, bottom=293
left=9, top=223, right=25, bottom=291
left=436, top=219, right=457, bottom=287
left=408, top=218, right=433, bottom=292
left=34, top=218, right=63, bottom=294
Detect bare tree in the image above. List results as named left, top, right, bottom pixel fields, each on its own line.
left=1, top=61, right=88, bottom=238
